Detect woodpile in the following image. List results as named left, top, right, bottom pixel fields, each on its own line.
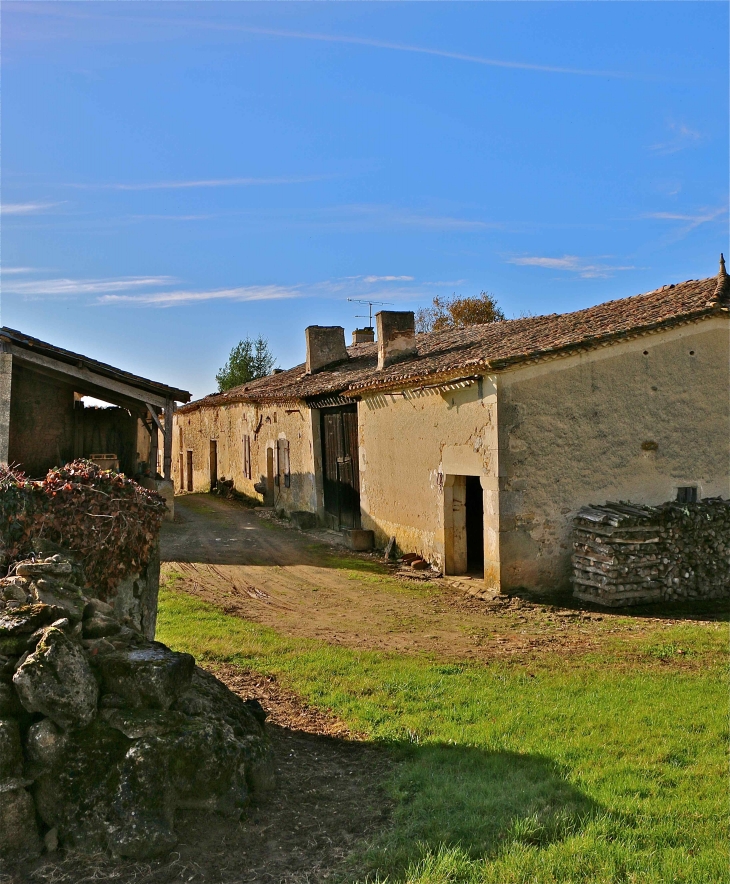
left=572, top=498, right=730, bottom=607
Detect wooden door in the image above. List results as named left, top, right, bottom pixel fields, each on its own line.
left=209, top=440, right=218, bottom=490
left=186, top=450, right=193, bottom=492
left=265, top=447, right=275, bottom=506
left=321, top=406, right=360, bottom=529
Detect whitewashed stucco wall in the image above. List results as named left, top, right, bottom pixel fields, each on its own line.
left=496, top=317, right=730, bottom=591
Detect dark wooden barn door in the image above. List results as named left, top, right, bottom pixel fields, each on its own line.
left=321, top=405, right=360, bottom=529
left=209, top=440, right=218, bottom=490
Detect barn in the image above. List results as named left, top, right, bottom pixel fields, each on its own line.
left=0, top=328, right=190, bottom=493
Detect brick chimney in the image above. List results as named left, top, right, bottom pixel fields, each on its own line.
left=351, top=327, right=375, bottom=345
left=305, top=326, right=349, bottom=374
left=376, top=311, right=416, bottom=370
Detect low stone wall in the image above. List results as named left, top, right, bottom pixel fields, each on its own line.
left=572, top=498, right=730, bottom=607
left=0, top=551, right=271, bottom=862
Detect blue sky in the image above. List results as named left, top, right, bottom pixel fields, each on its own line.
left=1, top=1, right=727, bottom=400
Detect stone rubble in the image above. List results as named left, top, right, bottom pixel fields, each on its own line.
left=0, top=551, right=271, bottom=862
left=572, top=498, right=730, bottom=607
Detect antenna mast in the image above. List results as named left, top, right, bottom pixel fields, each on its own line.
left=346, top=298, right=393, bottom=326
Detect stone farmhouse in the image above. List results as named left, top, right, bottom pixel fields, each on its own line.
left=174, top=259, right=729, bottom=594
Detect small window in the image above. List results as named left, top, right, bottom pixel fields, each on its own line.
left=277, top=438, right=290, bottom=489
left=243, top=435, right=251, bottom=480
left=676, top=486, right=698, bottom=503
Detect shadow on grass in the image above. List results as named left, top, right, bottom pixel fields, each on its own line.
left=354, top=741, right=605, bottom=882
left=508, top=585, right=730, bottom=623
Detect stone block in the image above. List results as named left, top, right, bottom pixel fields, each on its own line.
left=290, top=510, right=318, bottom=530
left=0, top=788, right=41, bottom=859
left=13, top=627, right=98, bottom=729
left=97, top=643, right=195, bottom=710
left=343, top=529, right=374, bottom=551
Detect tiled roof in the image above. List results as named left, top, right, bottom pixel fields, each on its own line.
left=180, top=267, right=728, bottom=412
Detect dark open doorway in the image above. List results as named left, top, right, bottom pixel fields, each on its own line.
left=209, top=440, right=218, bottom=490
left=186, top=450, right=193, bottom=492
left=465, top=475, right=484, bottom=575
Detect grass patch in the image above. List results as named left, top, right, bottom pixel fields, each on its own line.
left=157, top=587, right=729, bottom=884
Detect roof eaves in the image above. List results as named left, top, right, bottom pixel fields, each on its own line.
left=345, top=306, right=725, bottom=395
left=1, top=326, right=191, bottom=402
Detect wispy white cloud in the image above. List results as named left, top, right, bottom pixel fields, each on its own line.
left=127, top=213, right=218, bottom=221
left=0, top=201, right=61, bottom=215
left=0, top=266, right=36, bottom=274
left=3, top=268, right=463, bottom=309
left=67, top=174, right=334, bottom=191
left=223, top=24, right=634, bottom=78
left=318, top=205, right=497, bottom=233
left=99, top=285, right=299, bottom=308
left=6, top=6, right=635, bottom=79
left=362, top=275, right=414, bottom=283
left=642, top=205, right=727, bottom=243
left=2, top=275, right=177, bottom=298
left=649, top=122, right=703, bottom=155
left=643, top=206, right=726, bottom=228
left=509, top=255, right=635, bottom=279
left=422, top=279, right=468, bottom=288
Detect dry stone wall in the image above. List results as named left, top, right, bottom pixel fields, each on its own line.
left=0, top=463, right=272, bottom=863
left=0, top=551, right=271, bottom=862
left=572, top=498, right=730, bottom=606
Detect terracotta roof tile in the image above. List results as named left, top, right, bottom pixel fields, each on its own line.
left=180, top=270, right=727, bottom=412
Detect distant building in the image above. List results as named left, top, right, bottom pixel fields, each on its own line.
left=174, top=259, right=730, bottom=594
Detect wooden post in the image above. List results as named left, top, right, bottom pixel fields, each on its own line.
left=163, top=398, right=174, bottom=480
left=0, top=347, right=12, bottom=465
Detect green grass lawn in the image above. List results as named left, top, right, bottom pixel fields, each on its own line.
left=157, top=585, right=729, bottom=884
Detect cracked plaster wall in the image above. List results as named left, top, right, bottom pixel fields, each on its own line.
left=358, top=379, right=499, bottom=574
left=497, top=317, right=730, bottom=592
left=172, top=404, right=319, bottom=514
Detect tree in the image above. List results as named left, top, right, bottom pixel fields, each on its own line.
left=216, top=336, right=277, bottom=391
left=415, top=291, right=505, bottom=334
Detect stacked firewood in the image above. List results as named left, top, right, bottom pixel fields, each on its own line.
left=572, top=498, right=730, bottom=607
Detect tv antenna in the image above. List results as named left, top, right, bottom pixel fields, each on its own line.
left=346, top=298, right=393, bottom=327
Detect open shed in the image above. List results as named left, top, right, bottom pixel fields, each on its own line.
left=0, top=327, right=190, bottom=480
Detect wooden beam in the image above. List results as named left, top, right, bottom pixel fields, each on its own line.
left=14, top=358, right=149, bottom=413
left=163, top=399, right=174, bottom=480
left=9, top=346, right=171, bottom=409
left=146, top=404, right=164, bottom=434
left=0, top=350, right=12, bottom=464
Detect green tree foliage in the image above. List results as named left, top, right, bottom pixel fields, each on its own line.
left=415, top=291, right=505, bottom=334
left=216, top=336, right=277, bottom=391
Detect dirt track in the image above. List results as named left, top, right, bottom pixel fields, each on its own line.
left=159, top=495, right=725, bottom=665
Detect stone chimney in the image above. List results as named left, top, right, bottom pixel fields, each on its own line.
left=352, top=327, right=375, bottom=345
left=376, top=311, right=416, bottom=370
left=305, top=326, right=349, bottom=374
